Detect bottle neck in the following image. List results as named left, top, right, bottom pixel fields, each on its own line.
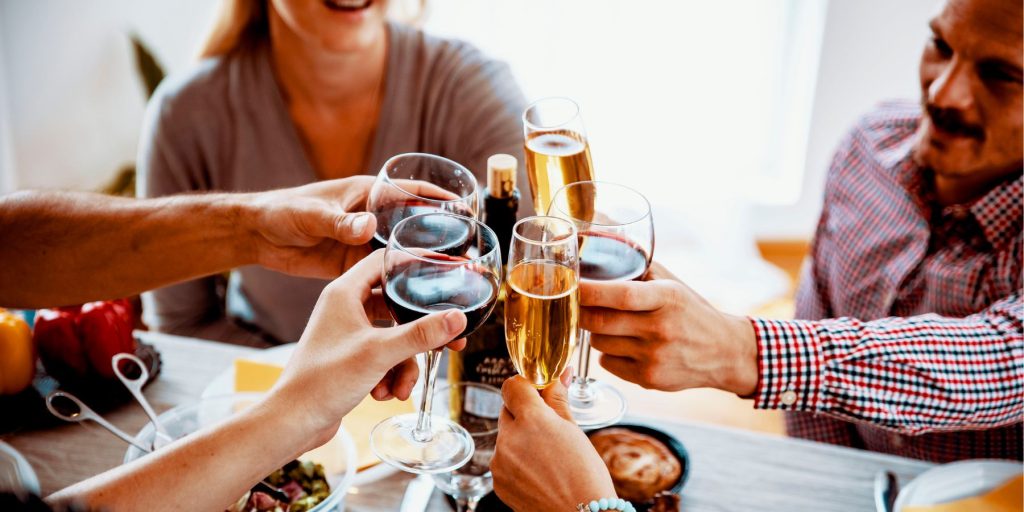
left=483, top=187, right=519, bottom=268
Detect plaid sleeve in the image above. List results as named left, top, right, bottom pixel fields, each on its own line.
left=751, top=293, right=1024, bottom=435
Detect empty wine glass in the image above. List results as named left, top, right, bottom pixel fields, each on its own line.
left=370, top=212, right=503, bottom=474
left=548, top=181, right=654, bottom=429
left=430, top=382, right=502, bottom=512
left=366, top=153, right=480, bottom=249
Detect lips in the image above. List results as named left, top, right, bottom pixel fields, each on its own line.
left=323, top=0, right=372, bottom=12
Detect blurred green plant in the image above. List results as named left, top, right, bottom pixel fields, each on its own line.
left=102, top=33, right=166, bottom=197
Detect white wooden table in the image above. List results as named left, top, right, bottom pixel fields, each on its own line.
left=2, top=332, right=935, bottom=511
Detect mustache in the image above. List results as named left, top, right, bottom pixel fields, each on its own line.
left=925, top=103, right=985, bottom=140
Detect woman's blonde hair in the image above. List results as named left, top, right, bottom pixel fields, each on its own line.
left=198, top=0, right=428, bottom=60
left=199, top=0, right=269, bottom=59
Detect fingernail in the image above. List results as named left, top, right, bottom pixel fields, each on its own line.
left=560, top=368, right=573, bottom=386
left=444, top=310, right=463, bottom=334
left=350, top=213, right=371, bottom=234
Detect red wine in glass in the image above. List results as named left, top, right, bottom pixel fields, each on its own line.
left=578, top=231, right=649, bottom=282
left=383, top=260, right=499, bottom=339
left=372, top=201, right=477, bottom=252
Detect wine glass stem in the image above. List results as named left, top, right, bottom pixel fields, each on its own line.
left=413, top=349, right=444, bottom=442
left=457, top=495, right=482, bottom=512
left=572, top=329, right=595, bottom=401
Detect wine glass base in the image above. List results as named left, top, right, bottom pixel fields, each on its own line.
left=370, top=413, right=475, bottom=474
left=568, top=378, right=627, bottom=429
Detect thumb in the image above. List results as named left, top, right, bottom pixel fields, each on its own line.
left=308, top=209, right=376, bottom=245
left=389, top=309, right=466, bottom=359
left=540, top=370, right=574, bottom=422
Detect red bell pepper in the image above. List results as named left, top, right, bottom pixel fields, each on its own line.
left=34, top=299, right=137, bottom=381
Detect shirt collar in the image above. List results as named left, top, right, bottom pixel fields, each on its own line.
left=968, top=173, right=1023, bottom=252
left=895, top=140, right=1022, bottom=251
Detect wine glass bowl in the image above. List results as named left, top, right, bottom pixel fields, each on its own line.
left=522, top=97, right=595, bottom=216
left=504, top=216, right=581, bottom=390
left=371, top=212, right=502, bottom=475
left=367, top=153, right=480, bottom=248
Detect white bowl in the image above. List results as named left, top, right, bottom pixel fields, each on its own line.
left=124, top=393, right=357, bottom=512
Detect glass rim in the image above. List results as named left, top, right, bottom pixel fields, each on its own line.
left=511, top=215, right=578, bottom=246
left=432, top=382, right=502, bottom=437
left=548, top=180, right=653, bottom=228
left=522, top=96, right=583, bottom=131
left=379, top=152, right=479, bottom=205
left=388, top=212, right=500, bottom=265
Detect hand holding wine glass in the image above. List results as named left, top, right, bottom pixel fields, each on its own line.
left=582, top=260, right=759, bottom=396
left=371, top=212, right=503, bottom=474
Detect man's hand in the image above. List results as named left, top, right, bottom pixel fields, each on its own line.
left=492, top=374, right=616, bottom=511
left=582, top=262, right=759, bottom=396
left=268, top=249, right=468, bottom=449
left=245, top=176, right=377, bottom=279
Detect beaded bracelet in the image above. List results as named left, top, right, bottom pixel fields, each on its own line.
left=576, top=497, right=635, bottom=512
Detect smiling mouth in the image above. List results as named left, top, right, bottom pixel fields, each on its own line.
left=323, top=0, right=373, bottom=12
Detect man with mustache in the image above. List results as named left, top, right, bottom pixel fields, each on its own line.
left=493, top=0, right=1021, bottom=508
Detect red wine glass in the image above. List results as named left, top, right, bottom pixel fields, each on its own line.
left=548, top=180, right=654, bottom=428
left=367, top=153, right=480, bottom=249
left=370, top=212, right=502, bottom=474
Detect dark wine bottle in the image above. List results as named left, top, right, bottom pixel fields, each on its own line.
left=448, top=154, right=520, bottom=389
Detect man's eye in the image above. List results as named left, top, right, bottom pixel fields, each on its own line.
left=979, top=63, right=1023, bottom=85
left=930, top=37, right=953, bottom=58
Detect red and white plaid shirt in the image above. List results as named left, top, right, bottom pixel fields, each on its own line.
left=751, top=101, right=1023, bottom=463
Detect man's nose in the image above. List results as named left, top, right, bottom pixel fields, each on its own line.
left=928, top=58, right=974, bottom=111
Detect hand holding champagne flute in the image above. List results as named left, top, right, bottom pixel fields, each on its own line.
left=504, top=216, right=580, bottom=389
left=371, top=212, right=503, bottom=474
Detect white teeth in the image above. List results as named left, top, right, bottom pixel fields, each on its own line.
left=325, top=0, right=371, bottom=8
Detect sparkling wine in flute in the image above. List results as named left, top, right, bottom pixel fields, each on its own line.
left=504, top=260, right=579, bottom=389
left=524, top=130, right=595, bottom=218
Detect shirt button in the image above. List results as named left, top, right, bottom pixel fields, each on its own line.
left=944, top=205, right=970, bottom=220
left=781, top=390, right=798, bottom=406
left=891, top=434, right=904, bottom=448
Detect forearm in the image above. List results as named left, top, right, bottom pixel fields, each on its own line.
left=751, top=293, right=1024, bottom=434
left=47, top=396, right=310, bottom=511
left=0, top=190, right=258, bottom=308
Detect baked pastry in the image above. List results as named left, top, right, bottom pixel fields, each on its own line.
left=589, top=428, right=682, bottom=502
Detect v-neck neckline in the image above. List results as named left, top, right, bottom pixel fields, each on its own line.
left=258, top=22, right=396, bottom=183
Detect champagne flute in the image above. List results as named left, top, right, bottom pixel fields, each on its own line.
left=548, top=181, right=654, bottom=428
left=431, top=382, right=503, bottom=512
left=504, top=216, right=580, bottom=389
left=523, top=97, right=595, bottom=216
left=371, top=212, right=502, bottom=474
left=367, top=153, right=480, bottom=249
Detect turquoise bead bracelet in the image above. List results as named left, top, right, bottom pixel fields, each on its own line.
left=576, top=497, right=635, bottom=512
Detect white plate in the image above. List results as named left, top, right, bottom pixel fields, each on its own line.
left=202, top=343, right=432, bottom=486
left=894, top=459, right=1022, bottom=511
left=0, top=441, right=39, bottom=496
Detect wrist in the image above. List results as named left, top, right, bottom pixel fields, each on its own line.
left=722, top=314, right=758, bottom=396
left=227, top=193, right=265, bottom=268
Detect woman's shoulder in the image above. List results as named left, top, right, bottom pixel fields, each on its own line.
left=389, top=22, right=505, bottom=78
left=149, top=45, right=265, bottom=119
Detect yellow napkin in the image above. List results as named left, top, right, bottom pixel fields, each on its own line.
left=234, top=358, right=414, bottom=470
left=903, top=474, right=1023, bottom=512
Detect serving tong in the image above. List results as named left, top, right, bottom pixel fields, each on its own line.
left=45, top=353, right=289, bottom=503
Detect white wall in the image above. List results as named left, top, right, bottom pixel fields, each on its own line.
left=0, top=0, right=219, bottom=191
left=751, top=0, right=942, bottom=239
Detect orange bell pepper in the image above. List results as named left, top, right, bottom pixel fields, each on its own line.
left=0, top=308, right=35, bottom=395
